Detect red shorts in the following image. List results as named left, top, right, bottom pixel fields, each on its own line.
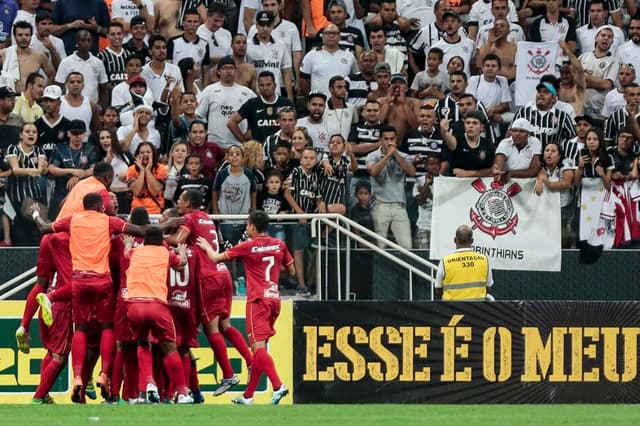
left=39, top=300, right=72, bottom=356
left=126, top=300, right=176, bottom=343
left=170, top=307, right=198, bottom=348
left=246, top=299, right=280, bottom=345
left=114, top=297, right=134, bottom=342
left=71, top=274, right=115, bottom=325
left=198, top=272, right=232, bottom=325
left=36, top=234, right=54, bottom=281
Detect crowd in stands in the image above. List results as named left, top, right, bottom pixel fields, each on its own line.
left=1, top=0, right=640, bottom=256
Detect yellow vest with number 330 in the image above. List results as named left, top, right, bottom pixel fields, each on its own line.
left=442, top=250, right=489, bottom=301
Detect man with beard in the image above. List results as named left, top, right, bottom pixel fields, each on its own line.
left=13, top=72, right=44, bottom=123
left=579, top=26, right=619, bottom=126
left=617, top=16, right=640, bottom=83
left=141, top=34, right=183, bottom=103
left=30, top=11, right=66, bottom=69
left=431, top=11, right=474, bottom=77
left=605, top=83, right=640, bottom=145
left=227, top=33, right=256, bottom=90
left=575, top=0, right=624, bottom=55
left=296, top=91, right=339, bottom=152
left=0, top=20, right=54, bottom=93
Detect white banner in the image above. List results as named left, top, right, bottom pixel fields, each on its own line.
left=430, top=177, right=561, bottom=271
left=514, top=41, right=560, bottom=106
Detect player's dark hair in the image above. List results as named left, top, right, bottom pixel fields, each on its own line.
left=83, top=193, right=103, bottom=211
left=129, top=207, right=150, bottom=225
left=186, top=154, right=202, bottom=164
left=249, top=210, right=270, bottom=232
left=459, top=93, right=478, bottom=103
left=329, top=75, right=346, bottom=88
left=93, top=162, right=114, bottom=178
left=367, top=25, right=385, bottom=35
left=183, top=189, right=203, bottom=208
left=540, top=74, right=560, bottom=90
left=13, top=20, right=33, bottom=36
left=143, top=227, right=164, bottom=246
left=588, top=0, right=607, bottom=11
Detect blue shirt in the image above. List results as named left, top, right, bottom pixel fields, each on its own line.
left=0, top=0, right=18, bottom=44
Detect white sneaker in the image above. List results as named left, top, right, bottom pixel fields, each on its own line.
left=271, top=384, right=289, bottom=405
left=212, top=374, right=240, bottom=396
left=146, top=383, right=160, bottom=403
left=15, top=326, right=30, bottom=354
left=177, top=394, right=194, bottom=404
left=231, top=395, right=254, bottom=405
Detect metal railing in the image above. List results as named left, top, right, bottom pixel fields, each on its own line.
left=0, top=214, right=439, bottom=301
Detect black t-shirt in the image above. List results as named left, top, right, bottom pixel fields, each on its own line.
left=350, top=204, right=374, bottom=231
left=444, top=134, right=495, bottom=174
left=237, top=96, right=294, bottom=142
left=258, top=191, right=289, bottom=214
left=35, top=116, right=73, bottom=161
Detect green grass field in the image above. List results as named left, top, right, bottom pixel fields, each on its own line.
left=1, top=404, right=638, bottom=426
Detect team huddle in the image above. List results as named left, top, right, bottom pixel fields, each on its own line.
left=14, top=161, right=294, bottom=405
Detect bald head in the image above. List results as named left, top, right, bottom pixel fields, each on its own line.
left=455, top=225, right=473, bottom=247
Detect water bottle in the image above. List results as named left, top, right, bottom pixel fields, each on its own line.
left=236, top=277, right=246, bottom=296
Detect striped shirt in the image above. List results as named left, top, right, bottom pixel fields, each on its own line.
left=604, top=108, right=636, bottom=144
left=566, top=0, right=622, bottom=28
left=514, top=104, right=576, bottom=147
left=347, top=120, right=382, bottom=177
left=97, top=47, right=133, bottom=86
left=176, top=0, right=202, bottom=29
left=435, top=98, right=496, bottom=143
left=5, top=144, right=46, bottom=203
left=319, top=155, right=351, bottom=205
left=402, top=126, right=445, bottom=183
left=345, top=73, right=378, bottom=108
left=288, top=166, right=321, bottom=213
left=262, top=131, right=290, bottom=169
left=382, top=23, right=408, bottom=61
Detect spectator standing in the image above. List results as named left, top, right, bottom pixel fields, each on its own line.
left=51, top=0, right=109, bottom=55
left=197, top=3, right=232, bottom=66
left=167, top=8, right=210, bottom=80
left=126, top=141, right=168, bottom=214
left=12, top=72, right=44, bottom=124
left=296, top=91, right=340, bottom=153
left=185, top=120, right=225, bottom=182
left=111, top=0, right=155, bottom=39
left=30, top=11, right=66, bottom=69
left=0, top=86, right=23, bottom=154
left=98, top=21, right=133, bottom=89
left=122, top=15, right=150, bottom=63
left=35, top=85, right=72, bottom=162
left=140, top=35, right=183, bottom=103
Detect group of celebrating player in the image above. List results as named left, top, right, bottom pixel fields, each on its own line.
left=14, top=161, right=293, bottom=405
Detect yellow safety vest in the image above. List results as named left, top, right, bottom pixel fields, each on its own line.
left=441, top=250, right=489, bottom=301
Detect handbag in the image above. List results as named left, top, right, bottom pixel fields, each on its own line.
left=20, top=197, right=48, bottom=222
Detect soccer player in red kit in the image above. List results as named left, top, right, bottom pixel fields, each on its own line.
left=197, top=210, right=295, bottom=405
left=16, top=162, right=114, bottom=354
left=33, top=193, right=149, bottom=403
left=166, top=189, right=254, bottom=397
left=124, top=227, right=193, bottom=404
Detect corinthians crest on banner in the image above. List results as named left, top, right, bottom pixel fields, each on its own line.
left=514, top=41, right=560, bottom=107
left=430, top=177, right=561, bottom=271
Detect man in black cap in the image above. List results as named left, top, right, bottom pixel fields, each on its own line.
left=246, top=10, right=293, bottom=101
left=47, top=119, right=98, bottom=219
left=0, top=86, right=22, bottom=155
left=431, top=10, right=475, bottom=77
left=35, top=85, right=73, bottom=162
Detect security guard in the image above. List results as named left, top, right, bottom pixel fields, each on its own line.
left=435, top=225, right=493, bottom=300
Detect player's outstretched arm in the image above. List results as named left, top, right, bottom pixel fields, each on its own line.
left=196, top=236, right=227, bottom=263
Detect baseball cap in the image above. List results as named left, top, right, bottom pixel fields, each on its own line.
left=0, top=86, right=16, bottom=98
left=326, top=0, right=351, bottom=19
left=68, top=119, right=87, bottom=132
left=510, top=118, right=534, bottom=133
left=218, top=55, right=236, bottom=68
left=255, top=10, right=275, bottom=26
left=390, top=73, right=408, bottom=84
left=574, top=114, right=594, bottom=125
left=464, top=110, right=486, bottom=124
left=129, top=75, right=147, bottom=87
left=130, top=15, right=147, bottom=27
left=42, top=85, right=62, bottom=100
left=374, top=62, right=391, bottom=74
left=442, top=11, right=461, bottom=21
left=536, top=82, right=557, bottom=97
left=307, top=90, right=327, bottom=101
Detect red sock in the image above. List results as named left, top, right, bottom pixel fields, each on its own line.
left=49, top=284, right=72, bottom=303
left=110, top=350, right=123, bottom=399
left=163, top=352, right=187, bottom=396
left=71, top=329, right=87, bottom=378
left=21, top=284, right=45, bottom=330
left=181, top=353, right=191, bottom=389
left=207, top=332, right=234, bottom=379
left=40, top=352, right=52, bottom=375
left=222, top=327, right=253, bottom=367
left=99, top=329, right=115, bottom=375
left=122, top=347, right=138, bottom=400
left=153, top=351, right=166, bottom=399
left=34, top=357, right=65, bottom=399
left=244, top=350, right=263, bottom=399
left=189, top=358, right=200, bottom=391
left=137, top=344, right=154, bottom=393
left=255, top=348, right=281, bottom=391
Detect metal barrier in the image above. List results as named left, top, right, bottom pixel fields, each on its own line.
left=0, top=214, right=439, bottom=302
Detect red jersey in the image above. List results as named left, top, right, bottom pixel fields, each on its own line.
left=167, top=244, right=199, bottom=310
left=224, top=236, right=293, bottom=302
left=181, top=210, right=223, bottom=278
left=49, top=233, right=72, bottom=290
